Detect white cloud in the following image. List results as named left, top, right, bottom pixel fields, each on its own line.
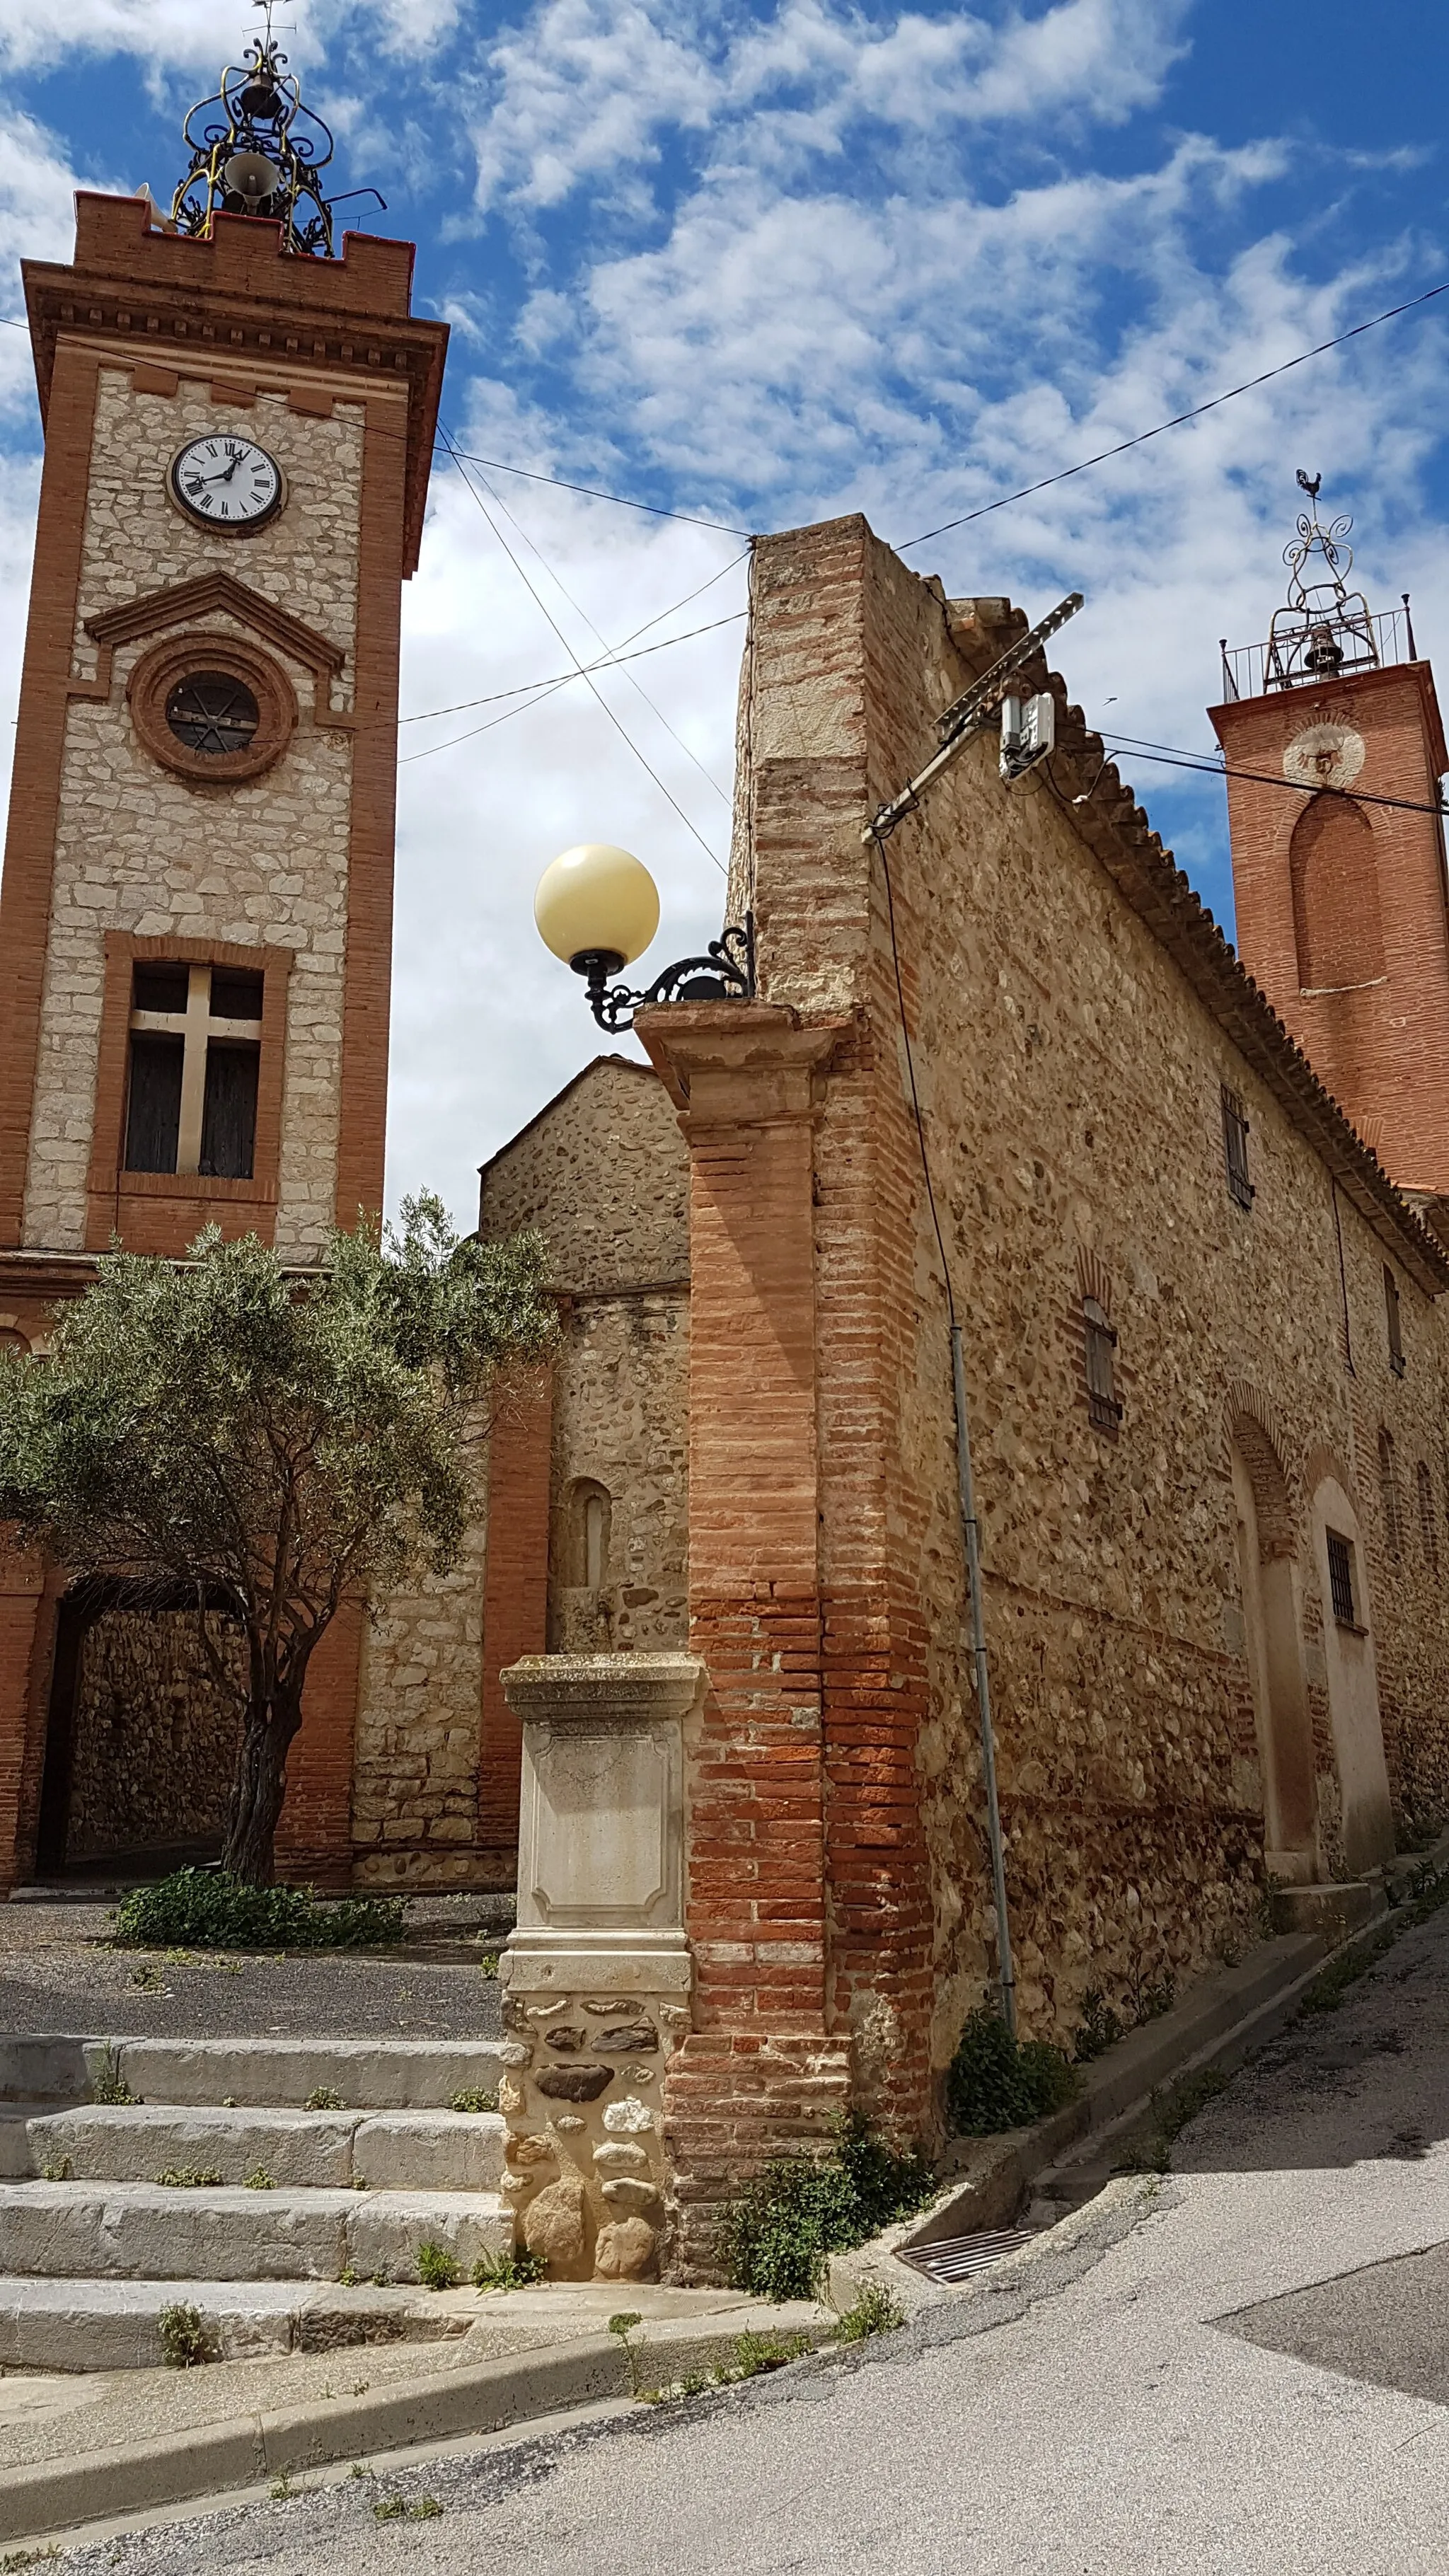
left=466, top=0, right=1194, bottom=214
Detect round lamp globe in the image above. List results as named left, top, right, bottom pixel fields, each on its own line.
left=534, top=843, right=660, bottom=970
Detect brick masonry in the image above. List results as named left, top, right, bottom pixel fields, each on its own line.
left=634, top=513, right=1449, bottom=2263
left=0, top=197, right=445, bottom=1887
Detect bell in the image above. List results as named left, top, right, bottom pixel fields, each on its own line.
left=238, top=77, right=282, bottom=118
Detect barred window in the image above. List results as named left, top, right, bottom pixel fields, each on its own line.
left=1326, top=1530, right=1356, bottom=1627
left=1220, top=1086, right=1254, bottom=1211
left=1083, top=1297, right=1121, bottom=1433
left=1384, top=1266, right=1405, bottom=1376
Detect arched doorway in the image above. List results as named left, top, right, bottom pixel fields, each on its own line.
left=36, top=1581, right=244, bottom=1878
left=1229, top=1419, right=1319, bottom=1883
left=1308, top=1472, right=1394, bottom=1875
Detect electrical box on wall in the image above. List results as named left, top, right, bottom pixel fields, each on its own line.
left=1000, top=692, right=1056, bottom=783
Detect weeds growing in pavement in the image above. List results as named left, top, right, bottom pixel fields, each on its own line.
left=833, top=2282, right=906, bottom=2342
left=946, top=2009, right=1076, bottom=2138
left=471, top=2246, right=546, bottom=2290
left=1070, top=1990, right=1124, bottom=2064
left=719, top=2114, right=935, bottom=2301
left=374, top=2493, right=442, bottom=2521
left=243, top=2166, right=277, bottom=2191
left=450, top=2086, right=498, bottom=2114
left=306, top=2087, right=344, bottom=2111
left=92, top=2045, right=134, bottom=2106
left=269, top=2473, right=296, bottom=2503
left=477, top=1948, right=500, bottom=1978
left=158, top=2302, right=213, bottom=2368
left=609, top=2310, right=645, bottom=2396
left=1114, top=2066, right=1231, bottom=2174
left=155, top=2166, right=223, bottom=2189
left=38, top=2157, right=71, bottom=2183
left=415, top=2241, right=462, bottom=2290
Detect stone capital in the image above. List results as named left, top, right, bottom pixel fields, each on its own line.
left=635, top=1002, right=847, bottom=1126
left=501, top=1651, right=705, bottom=1733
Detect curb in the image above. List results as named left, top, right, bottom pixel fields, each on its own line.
left=0, top=2305, right=831, bottom=2550
left=831, top=1838, right=1449, bottom=2314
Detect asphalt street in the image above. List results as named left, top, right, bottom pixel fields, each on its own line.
left=47, top=1900, right=1449, bottom=2575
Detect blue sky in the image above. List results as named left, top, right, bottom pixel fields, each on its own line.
left=1, top=0, right=1445, bottom=1223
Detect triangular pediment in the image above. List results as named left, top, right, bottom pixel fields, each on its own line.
left=85, top=571, right=345, bottom=678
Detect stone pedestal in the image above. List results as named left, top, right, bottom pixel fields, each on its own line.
left=498, top=1652, right=703, bottom=2283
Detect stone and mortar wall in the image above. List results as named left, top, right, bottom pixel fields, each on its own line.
left=738, top=514, right=1449, bottom=2100
left=350, top=1419, right=493, bottom=1890
left=67, top=1607, right=243, bottom=1861
left=22, top=368, right=363, bottom=1261
left=349, top=1062, right=689, bottom=1884
left=499, top=1975, right=688, bottom=2283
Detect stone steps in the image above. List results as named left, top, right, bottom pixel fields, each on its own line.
left=0, top=2037, right=504, bottom=2112
left=0, top=2033, right=515, bottom=2364
left=0, top=2276, right=480, bottom=2373
left=21, top=2103, right=504, bottom=2193
left=0, top=2180, right=510, bottom=2282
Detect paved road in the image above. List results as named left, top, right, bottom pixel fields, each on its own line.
left=54, top=1902, right=1449, bottom=2574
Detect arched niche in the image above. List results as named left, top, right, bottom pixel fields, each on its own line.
left=1290, top=793, right=1384, bottom=993
left=1228, top=1415, right=1319, bottom=1882
left=1308, top=1472, right=1394, bottom=1876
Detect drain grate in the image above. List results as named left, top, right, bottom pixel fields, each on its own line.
left=896, top=2225, right=1038, bottom=2285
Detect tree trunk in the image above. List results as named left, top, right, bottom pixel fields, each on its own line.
left=221, top=1685, right=305, bottom=1885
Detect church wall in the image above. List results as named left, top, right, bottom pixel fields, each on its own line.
left=349, top=1059, right=690, bottom=1884
left=21, top=366, right=366, bottom=1262
left=744, top=516, right=1449, bottom=2077
left=66, top=1607, right=244, bottom=1863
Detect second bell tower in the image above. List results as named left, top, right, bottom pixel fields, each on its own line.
left=1211, top=485, right=1449, bottom=1199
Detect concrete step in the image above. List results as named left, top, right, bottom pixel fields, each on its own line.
left=21, top=2104, right=504, bottom=2193
left=0, top=2182, right=509, bottom=2283
left=88, top=2038, right=507, bottom=2111
left=0, top=2277, right=481, bottom=2373
left=0, top=2037, right=504, bottom=2113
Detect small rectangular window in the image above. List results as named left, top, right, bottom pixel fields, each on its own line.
left=1083, top=1298, right=1122, bottom=1433
left=209, top=970, right=264, bottom=1022
left=132, top=961, right=190, bottom=1016
left=1385, top=1266, right=1405, bottom=1375
left=1221, top=1086, right=1254, bottom=1211
left=1327, top=1530, right=1356, bottom=1627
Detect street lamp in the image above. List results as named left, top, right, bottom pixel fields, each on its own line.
left=534, top=842, right=755, bottom=1032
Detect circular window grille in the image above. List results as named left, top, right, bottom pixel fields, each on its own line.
left=164, top=672, right=262, bottom=757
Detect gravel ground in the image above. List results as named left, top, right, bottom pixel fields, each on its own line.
left=0, top=1902, right=504, bottom=2040
left=43, top=1898, right=1449, bottom=2575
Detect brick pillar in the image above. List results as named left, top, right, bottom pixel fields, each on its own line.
left=275, top=1600, right=364, bottom=1888
left=0, top=1549, right=55, bottom=1891
left=476, top=1363, right=554, bottom=1859
left=637, top=1003, right=852, bottom=2277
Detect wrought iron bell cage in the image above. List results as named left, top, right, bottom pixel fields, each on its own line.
left=171, top=30, right=379, bottom=258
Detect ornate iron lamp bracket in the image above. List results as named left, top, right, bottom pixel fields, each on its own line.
left=576, top=916, right=756, bottom=1032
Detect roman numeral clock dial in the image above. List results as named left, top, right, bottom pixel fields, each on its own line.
left=168, top=435, right=284, bottom=531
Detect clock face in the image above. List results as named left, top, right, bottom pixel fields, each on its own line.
left=169, top=435, right=284, bottom=531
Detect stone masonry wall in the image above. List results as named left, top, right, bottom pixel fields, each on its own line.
left=67, top=1606, right=244, bottom=1861
left=22, top=367, right=363, bottom=1262
left=350, top=1059, right=689, bottom=1883
left=741, top=515, right=1449, bottom=2094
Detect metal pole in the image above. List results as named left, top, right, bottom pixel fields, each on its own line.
left=950, top=1322, right=1016, bottom=2037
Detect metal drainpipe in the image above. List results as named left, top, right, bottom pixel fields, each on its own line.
left=950, top=1322, right=1017, bottom=2038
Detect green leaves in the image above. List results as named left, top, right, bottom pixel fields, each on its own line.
left=0, top=1203, right=555, bottom=1880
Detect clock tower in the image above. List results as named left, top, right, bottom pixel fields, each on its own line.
left=0, top=36, right=447, bottom=1885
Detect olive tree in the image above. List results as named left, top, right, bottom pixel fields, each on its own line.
left=0, top=1199, right=555, bottom=1884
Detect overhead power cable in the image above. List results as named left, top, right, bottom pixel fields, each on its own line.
left=435, top=424, right=727, bottom=873
left=398, top=606, right=745, bottom=726
left=1092, top=729, right=1449, bottom=821
left=899, top=273, right=1449, bottom=549
left=436, top=442, right=751, bottom=538
left=451, top=454, right=733, bottom=807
